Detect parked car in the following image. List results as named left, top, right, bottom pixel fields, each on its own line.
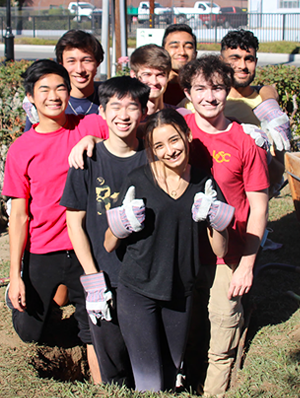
left=220, top=6, right=247, bottom=28
left=138, top=1, right=172, bottom=24
left=68, top=2, right=102, bottom=22
left=173, top=2, right=224, bottom=28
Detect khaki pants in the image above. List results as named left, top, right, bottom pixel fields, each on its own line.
left=203, top=264, right=244, bottom=398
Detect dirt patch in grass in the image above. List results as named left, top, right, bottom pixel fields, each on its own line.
left=32, top=345, right=88, bottom=382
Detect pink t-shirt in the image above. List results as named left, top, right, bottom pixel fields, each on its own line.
left=2, top=114, right=108, bottom=254
left=185, top=115, right=269, bottom=265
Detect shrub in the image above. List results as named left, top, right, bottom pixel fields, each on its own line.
left=0, top=59, right=32, bottom=198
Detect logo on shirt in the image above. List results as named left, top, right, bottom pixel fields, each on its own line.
left=95, top=177, right=119, bottom=215
left=212, top=150, right=231, bottom=163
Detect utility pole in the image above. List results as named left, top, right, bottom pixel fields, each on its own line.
left=5, top=0, right=14, bottom=62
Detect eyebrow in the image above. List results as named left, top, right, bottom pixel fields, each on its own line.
left=109, top=101, right=139, bottom=106
left=167, top=40, right=194, bottom=46
left=37, top=83, right=67, bottom=89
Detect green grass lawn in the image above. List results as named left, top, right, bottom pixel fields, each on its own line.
left=0, top=181, right=299, bottom=397
left=13, top=37, right=300, bottom=55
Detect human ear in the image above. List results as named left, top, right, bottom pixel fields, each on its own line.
left=27, top=93, right=35, bottom=104
left=99, top=105, right=106, bottom=120
left=184, top=88, right=192, bottom=102
left=130, top=70, right=137, bottom=78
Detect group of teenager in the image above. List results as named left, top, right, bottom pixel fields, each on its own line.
left=3, top=25, right=291, bottom=397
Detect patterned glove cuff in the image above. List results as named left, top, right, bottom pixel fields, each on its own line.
left=106, top=207, right=131, bottom=239
left=80, top=272, right=107, bottom=293
left=209, top=201, right=235, bottom=232
left=254, top=99, right=281, bottom=121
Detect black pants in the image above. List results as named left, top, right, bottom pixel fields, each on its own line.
left=117, top=282, right=192, bottom=392
left=89, top=287, right=134, bottom=388
left=12, top=250, right=90, bottom=344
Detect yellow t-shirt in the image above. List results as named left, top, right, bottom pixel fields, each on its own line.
left=224, top=89, right=262, bottom=126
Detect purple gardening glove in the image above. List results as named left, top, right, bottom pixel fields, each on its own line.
left=80, top=272, right=113, bottom=324
left=106, top=185, right=145, bottom=239
left=192, top=179, right=235, bottom=231
left=253, top=98, right=291, bottom=151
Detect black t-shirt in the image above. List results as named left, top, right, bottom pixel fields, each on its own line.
left=60, top=140, right=147, bottom=287
left=117, top=164, right=224, bottom=301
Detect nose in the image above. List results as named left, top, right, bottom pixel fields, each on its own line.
left=178, top=44, right=187, bottom=55
left=205, top=89, right=215, bottom=102
left=48, top=89, right=59, bottom=100
left=119, top=107, right=129, bottom=119
left=75, top=61, right=85, bottom=74
left=165, top=143, right=175, bottom=155
left=149, top=74, right=158, bottom=85
left=238, top=57, right=247, bottom=70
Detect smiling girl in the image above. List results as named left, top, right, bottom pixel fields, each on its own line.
left=104, top=108, right=234, bottom=392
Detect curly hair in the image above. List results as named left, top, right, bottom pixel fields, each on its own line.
left=179, top=54, right=234, bottom=93
left=221, top=29, right=259, bottom=54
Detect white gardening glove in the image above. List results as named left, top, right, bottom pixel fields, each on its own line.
left=241, top=123, right=269, bottom=150
left=254, top=98, right=291, bottom=151
left=192, top=179, right=235, bottom=231
left=80, top=272, right=113, bottom=324
left=192, top=179, right=217, bottom=222
left=22, top=96, right=39, bottom=124
left=106, top=186, right=145, bottom=239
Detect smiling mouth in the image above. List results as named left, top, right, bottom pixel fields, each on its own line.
left=115, top=122, right=131, bottom=130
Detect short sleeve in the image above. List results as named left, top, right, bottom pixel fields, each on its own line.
left=2, top=147, right=30, bottom=199
left=60, top=162, right=89, bottom=211
left=243, top=144, right=269, bottom=192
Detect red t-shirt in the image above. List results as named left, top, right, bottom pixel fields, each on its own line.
left=185, top=115, right=269, bottom=265
left=2, top=114, right=108, bottom=254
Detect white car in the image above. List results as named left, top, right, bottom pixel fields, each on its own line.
left=138, top=1, right=172, bottom=24
left=68, top=2, right=102, bottom=22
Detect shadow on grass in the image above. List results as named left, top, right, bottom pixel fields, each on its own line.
left=242, top=209, right=300, bottom=363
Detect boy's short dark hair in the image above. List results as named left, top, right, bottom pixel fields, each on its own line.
left=23, top=59, right=71, bottom=96
left=162, top=23, right=197, bottom=50
left=221, top=29, right=259, bottom=55
left=179, top=55, right=233, bottom=93
left=130, top=44, right=171, bottom=76
left=98, top=76, right=150, bottom=114
left=55, top=30, right=104, bottom=65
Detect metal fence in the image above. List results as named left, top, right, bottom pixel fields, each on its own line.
left=1, top=12, right=300, bottom=43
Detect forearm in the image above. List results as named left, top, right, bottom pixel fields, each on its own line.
left=228, top=190, right=268, bottom=298
left=208, top=227, right=228, bottom=259
left=9, top=202, right=28, bottom=279
left=66, top=210, right=98, bottom=275
left=104, top=227, right=120, bottom=253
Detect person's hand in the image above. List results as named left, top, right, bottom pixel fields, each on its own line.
left=192, top=179, right=235, bottom=231
left=9, top=276, right=26, bottom=312
left=107, top=186, right=145, bottom=239
left=241, top=124, right=269, bottom=150
left=254, top=98, right=291, bottom=151
left=227, top=261, right=253, bottom=299
left=68, top=136, right=98, bottom=169
left=80, top=272, right=113, bottom=324
left=22, top=96, right=39, bottom=124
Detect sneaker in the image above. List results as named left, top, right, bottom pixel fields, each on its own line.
left=5, top=283, right=14, bottom=310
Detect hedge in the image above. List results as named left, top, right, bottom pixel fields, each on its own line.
left=0, top=61, right=299, bottom=149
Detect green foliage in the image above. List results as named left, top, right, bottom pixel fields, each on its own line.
left=0, top=59, right=32, bottom=147
left=254, top=64, right=300, bottom=143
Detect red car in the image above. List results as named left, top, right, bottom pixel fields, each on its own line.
left=220, top=6, right=248, bottom=28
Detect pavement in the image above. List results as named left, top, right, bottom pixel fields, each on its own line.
left=1, top=44, right=300, bottom=67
